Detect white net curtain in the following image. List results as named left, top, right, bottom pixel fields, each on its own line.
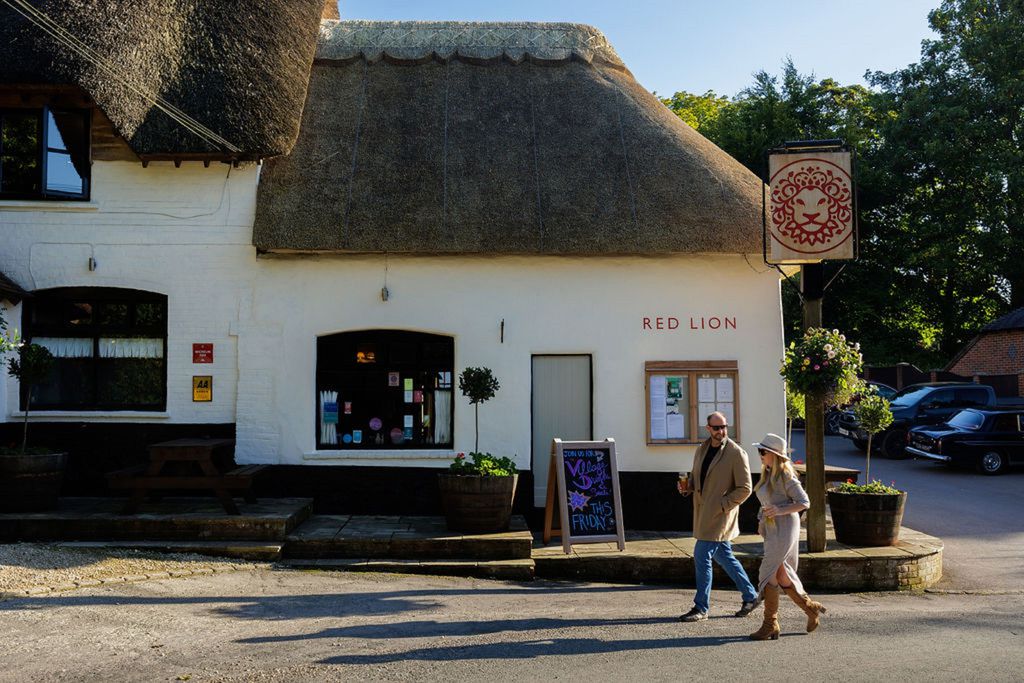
left=33, top=337, right=164, bottom=358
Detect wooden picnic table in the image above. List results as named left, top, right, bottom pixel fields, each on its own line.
left=107, top=438, right=265, bottom=515
left=792, top=462, right=860, bottom=486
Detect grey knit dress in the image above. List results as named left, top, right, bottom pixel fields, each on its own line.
left=756, top=472, right=811, bottom=597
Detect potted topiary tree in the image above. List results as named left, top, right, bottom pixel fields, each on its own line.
left=437, top=367, right=518, bottom=532
left=827, top=389, right=906, bottom=546
left=0, top=314, right=67, bottom=511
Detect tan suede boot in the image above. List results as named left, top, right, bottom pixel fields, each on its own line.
left=782, top=586, right=827, bottom=632
left=749, top=586, right=780, bottom=641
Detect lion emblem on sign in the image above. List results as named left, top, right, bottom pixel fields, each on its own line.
left=770, top=159, right=852, bottom=249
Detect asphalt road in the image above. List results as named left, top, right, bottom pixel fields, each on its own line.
left=790, top=432, right=1024, bottom=591
left=2, top=570, right=1022, bottom=682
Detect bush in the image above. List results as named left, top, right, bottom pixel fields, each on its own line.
left=831, top=479, right=903, bottom=495
left=449, top=451, right=516, bottom=477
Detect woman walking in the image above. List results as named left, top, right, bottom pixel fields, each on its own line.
left=749, top=433, right=826, bottom=641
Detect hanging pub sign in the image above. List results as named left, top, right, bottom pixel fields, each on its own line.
left=543, top=438, right=626, bottom=554
left=765, top=144, right=857, bottom=264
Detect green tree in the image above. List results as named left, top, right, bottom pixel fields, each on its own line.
left=458, top=367, right=500, bottom=453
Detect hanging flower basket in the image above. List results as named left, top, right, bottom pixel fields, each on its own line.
left=780, top=328, right=864, bottom=407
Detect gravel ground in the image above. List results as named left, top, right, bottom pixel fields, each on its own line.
left=0, top=543, right=263, bottom=598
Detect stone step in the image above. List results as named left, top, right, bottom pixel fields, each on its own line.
left=54, top=540, right=283, bottom=562
left=284, top=515, right=533, bottom=560
left=281, top=557, right=535, bottom=581
left=0, top=497, right=314, bottom=542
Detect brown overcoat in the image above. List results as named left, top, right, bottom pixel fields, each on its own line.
left=691, top=436, right=753, bottom=542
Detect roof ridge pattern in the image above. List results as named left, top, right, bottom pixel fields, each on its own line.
left=317, top=19, right=625, bottom=67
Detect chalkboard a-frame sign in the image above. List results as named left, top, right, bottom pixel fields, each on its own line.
left=544, top=438, right=626, bottom=554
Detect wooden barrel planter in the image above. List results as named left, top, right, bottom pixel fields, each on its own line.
left=438, top=473, right=519, bottom=533
left=827, top=489, right=907, bottom=546
left=0, top=452, right=68, bottom=512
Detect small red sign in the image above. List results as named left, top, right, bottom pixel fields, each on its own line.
left=193, top=343, right=214, bottom=364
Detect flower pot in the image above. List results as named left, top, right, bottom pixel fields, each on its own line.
left=827, top=489, right=907, bottom=546
left=438, top=473, right=518, bottom=533
left=0, top=451, right=68, bottom=512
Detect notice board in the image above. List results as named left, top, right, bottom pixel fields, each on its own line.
left=543, top=438, right=626, bottom=554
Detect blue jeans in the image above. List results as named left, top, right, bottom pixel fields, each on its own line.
left=692, top=539, right=757, bottom=613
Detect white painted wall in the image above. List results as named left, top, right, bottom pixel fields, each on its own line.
left=241, top=254, right=786, bottom=476
left=1, top=159, right=786, bottom=482
left=0, top=161, right=258, bottom=424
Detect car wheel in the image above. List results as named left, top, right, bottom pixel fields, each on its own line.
left=825, top=410, right=841, bottom=436
left=881, top=430, right=909, bottom=459
left=852, top=438, right=868, bottom=452
left=977, top=450, right=1007, bottom=475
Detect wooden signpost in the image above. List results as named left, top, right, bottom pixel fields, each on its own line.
left=543, top=438, right=626, bottom=554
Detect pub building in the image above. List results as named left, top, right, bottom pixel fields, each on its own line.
left=0, top=2, right=785, bottom=529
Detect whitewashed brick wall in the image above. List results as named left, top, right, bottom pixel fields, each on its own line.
left=0, top=161, right=258, bottom=426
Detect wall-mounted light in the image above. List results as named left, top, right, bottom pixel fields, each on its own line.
left=87, top=257, right=98, bottom=271
left=381, top=286, right=389, bottom=302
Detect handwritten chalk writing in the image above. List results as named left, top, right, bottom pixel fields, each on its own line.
left=562, top=448, right=617, bottom=537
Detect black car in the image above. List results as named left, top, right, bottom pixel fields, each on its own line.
left=825, top=381, right=897, bottom=436
left=836, top=382, right=997, bottom=458
left=907, top=408, right=1024, bottom=474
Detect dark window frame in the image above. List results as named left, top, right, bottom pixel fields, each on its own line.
left=315, top=330, right=455, bottom=450
left=0, top=106, right=91, bottom=201
left=22, top=287, right=167, bottom=411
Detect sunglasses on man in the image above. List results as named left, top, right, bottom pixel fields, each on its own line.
left=709, top=424, right=728, bottom=431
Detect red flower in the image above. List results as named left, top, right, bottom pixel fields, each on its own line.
left=846, top=478, right=854, bottom=483
left=456, top=452, right=465, bottom=460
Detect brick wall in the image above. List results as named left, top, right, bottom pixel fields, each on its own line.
left=948, top=330, right=1024, bottom=376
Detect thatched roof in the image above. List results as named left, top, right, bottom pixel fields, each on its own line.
left=0, top=0, right=325, bottom=159
left=0, top=270, right=29, bottom=303
left=253, top=20, right=764, bottom=255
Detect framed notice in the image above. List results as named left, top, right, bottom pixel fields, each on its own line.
left=543, top=438, right=626, bottom=554
left=645, top=361, right=739, bottom=444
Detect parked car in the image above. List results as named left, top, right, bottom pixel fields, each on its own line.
left=836, top=382, right=1005, bottom=458
left=824, top=381, right=896, bottom=435
left=907, top=408, right=1024, bottom=474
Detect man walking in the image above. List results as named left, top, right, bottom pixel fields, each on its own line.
left=678, top=411, right=759, bottom=622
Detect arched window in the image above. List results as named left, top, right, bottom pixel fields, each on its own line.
left=316, top=330, right=454, bottom=449
left=23, top=288, right=167, bottom=410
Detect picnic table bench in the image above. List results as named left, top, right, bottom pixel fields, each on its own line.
left=792, top=462, right=860, bottom=487
left=107, top=438, right=266, bottom=515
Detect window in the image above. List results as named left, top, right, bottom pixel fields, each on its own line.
left=23, top=288, right=167, bottom=410
left=0, top=107, right=90, bottom=200
left=991, top=413, right=1022, bottom=432
left=316, top=330, right=454, bottom=449
left=954, top=387, right=989, bottom=408
left=645, top=361, right=739, bottom=445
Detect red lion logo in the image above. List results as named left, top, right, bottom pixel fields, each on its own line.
left=771, top=161, right=852, bottom=248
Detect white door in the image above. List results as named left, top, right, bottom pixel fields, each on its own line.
left=531, top=355, right=592, bottom=507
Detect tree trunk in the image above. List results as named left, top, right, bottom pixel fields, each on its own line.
left=474, top=403, right=479, bottom=453
left=865, top=433, right=873, bottom=485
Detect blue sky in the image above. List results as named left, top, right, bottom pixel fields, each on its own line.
left=338, top=1, right=939, bottom=97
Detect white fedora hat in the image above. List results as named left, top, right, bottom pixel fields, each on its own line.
left=752, top=433, right=792, bottom=460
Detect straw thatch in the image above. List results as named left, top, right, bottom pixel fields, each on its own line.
left=253, top=20, right=764, bottom=255
left=0, top=270, right=29, bottom=303
left=0, top=0, right=324, bottom=159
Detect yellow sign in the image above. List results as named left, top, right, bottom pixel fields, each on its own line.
left=192, top=375, right=212, bottom=402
